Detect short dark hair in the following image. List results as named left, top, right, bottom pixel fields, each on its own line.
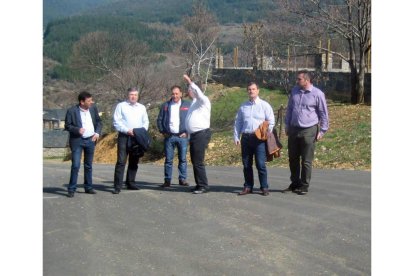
left=247, top=81, right=259, bottom=89
left=78, top=91, right=92, bottom=103
left=170, top=85, right=182, bottom=92
left=297, top=70, right=312, bottom=82
left=127, top=87, right=139, bottom=94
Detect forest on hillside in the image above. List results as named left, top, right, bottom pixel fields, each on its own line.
left=43, top=0, right=370, bottom=110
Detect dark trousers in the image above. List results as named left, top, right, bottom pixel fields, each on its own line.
left=241, top=134, right=268, bottom=189
left=287, top=125, right=318, bottom=188
left=114, top=133, right=140, bottom=189
left=68, top=137, right=95, bottom=192
left=189, top=128, right=211, bottom=188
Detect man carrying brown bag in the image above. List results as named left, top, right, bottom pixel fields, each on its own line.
left=233, top=82, right=275, bottom=196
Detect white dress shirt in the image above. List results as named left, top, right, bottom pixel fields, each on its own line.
left=79, top=107, right=95, bottom=138
left=113, top=101, right=149, bottom=133
left=169, top=100, right=181, bottom=134
left=185, top=82, right=211, bottom=134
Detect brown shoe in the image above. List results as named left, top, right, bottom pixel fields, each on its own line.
left=179, top=179, right=189, bottom=186
left=160, top=180, right=171, bottom=188
left=261, top=188, right=270, bottom=196
left=238, top=187, right=252, bottom=195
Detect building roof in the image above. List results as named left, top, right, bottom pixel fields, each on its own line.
left=43, top=109, right=67, bottom=121
left=43, top=129, right=68, bottom=148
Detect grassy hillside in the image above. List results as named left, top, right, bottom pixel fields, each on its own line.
left=93, top=84, right=371, bottom=171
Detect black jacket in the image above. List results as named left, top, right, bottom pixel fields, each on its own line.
left=128, top=128, right=152, bottom=157
left=157, top=99, right=191, bottom=135
left=64, top=104, right=102, bottom=148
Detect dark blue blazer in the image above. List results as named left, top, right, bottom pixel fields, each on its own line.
left=156, top=99, right=191, bottom=135
left=64, top=104, right=102, bottom=148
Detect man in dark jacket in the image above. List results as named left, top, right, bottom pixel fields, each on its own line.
left=64, top=91, right=102, bottom=198
left=157, top=85, right=191, bottom=187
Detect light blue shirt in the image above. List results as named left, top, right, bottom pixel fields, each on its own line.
left=113, top=101, right=149, bottom=133
left=234, top=97, right=275, bottom=142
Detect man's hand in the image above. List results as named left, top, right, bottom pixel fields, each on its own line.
left=127, top=129, right=134, bottom=136
left=179, top=133, right=187, bottom=138
left=235, top=140, right=240, bottom=146
left=79, top=128, right=85, bottom=135
left=91, top=133, right=99, bottom=142
left=316, top=133, right=323, bottom=141
left=183, top=74, right=192, bottom=84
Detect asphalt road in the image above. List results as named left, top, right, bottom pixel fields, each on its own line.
left=43, top=160, right=370, bottom=275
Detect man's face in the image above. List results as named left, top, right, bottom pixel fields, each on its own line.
left=171, top=87, right=182, bottom=103
left=128, top=91, right=139, bottom=104
left=296, top=73, right=309, bottom=89
left=247, top=84, right=259, bottom=100
left=80, top=97, right=94, bottom=110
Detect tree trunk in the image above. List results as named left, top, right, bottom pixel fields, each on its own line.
left=357, top=49, right=366, bottom=104
left=348, top=40, right=358, bottom=104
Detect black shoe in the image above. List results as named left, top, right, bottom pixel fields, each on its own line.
left=85, top=189, right=96, bottom=194
left=67, top=191, right=75, bottom=198
left=190, top=185, right=201, bottom=192
left=160, top=180, right=171, bottom=188
left=113, top=189, right=120, bottom=194
left=193, top=187, right=209, bottom=194
left=296, top=186, right=308, bottom=195
left=127, top=185, right=140, bottom=190
left=179, top=179, right=189, bottom=186
left=282, top=184, right=298, bottom=193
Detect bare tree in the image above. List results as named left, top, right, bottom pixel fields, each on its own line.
left=242, top=23, right=265, bottom=70
left=273, top=0, right=371, bottom=104
left=173, top=0, right=220, bottom=89
left=71, top=31, right=157, bottom=103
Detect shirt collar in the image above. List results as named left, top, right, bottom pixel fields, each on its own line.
left=79, top=106, right=89, bottom=112
left=171, top=99, right=181, bottom=105
left=127, top=101, right=139, bottom=106
left=249, top=96, right=261, bottom=104
left=300, top=85, right=313, bottom=93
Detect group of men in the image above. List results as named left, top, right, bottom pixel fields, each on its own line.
left=64, top=70, right=329, bottom=198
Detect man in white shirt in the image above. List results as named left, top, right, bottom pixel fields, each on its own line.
left=64, top=91, right=102, bottom=198
left=156, top=85, right=191, bottom=187
left=113, top=87, right=149, bottom=194
left=183, top=74, right=211, bottom=194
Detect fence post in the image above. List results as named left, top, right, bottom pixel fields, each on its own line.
left=275, top=105, right=285, bottom=139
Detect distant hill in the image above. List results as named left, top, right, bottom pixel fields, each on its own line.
left=43, top=0, right=120, bottom=26
left=43, top=0, right=276, bottom=82
left=44, top=0, right=275, bottom=26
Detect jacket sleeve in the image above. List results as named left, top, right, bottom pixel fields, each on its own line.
left=93, top=105, right=103, bottom=135
left=64, top=107, right=80, bottom=135
left=156, top=103, right=165, bottom=133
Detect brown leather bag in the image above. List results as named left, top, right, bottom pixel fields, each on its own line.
left=255, top=121, right=269, bottom=141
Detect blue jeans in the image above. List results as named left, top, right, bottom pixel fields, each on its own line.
left=68, top=137, right=95, bottom=192
left=164, top=135, right=188, bottom=181
left=241, top=134, right=268, bottom=189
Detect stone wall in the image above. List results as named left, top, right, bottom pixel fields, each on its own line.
left=43, top=148, right=68, bottom=159
left=211, top=68, right=371, bottom=103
